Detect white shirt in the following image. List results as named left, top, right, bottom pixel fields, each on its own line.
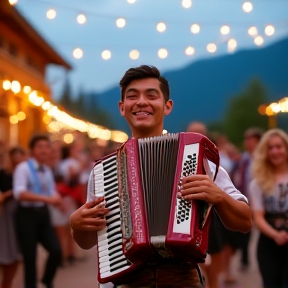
left=13, top=158, right=57, bottom=207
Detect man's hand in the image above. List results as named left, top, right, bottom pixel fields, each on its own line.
left=179, top=174, right=224, bottom=205
left=274, top=230, right=288, bottom=246
left=47, top=194, right=62, bottom=206
left=70, top=197, right=109, bottom=232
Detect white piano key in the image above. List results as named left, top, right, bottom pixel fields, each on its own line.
left=101, top=265, right=131, bottom=278
left=100, top=259, right=128, bottom=274
left=98, top=227, right=121, bottom=242
left=98, top=238, right=122, bottom=252
left=99, top=250, right=123, bottom=263
left=99, top=243, right=122, bottom=257
left=99, top=255, right=127, bottom=269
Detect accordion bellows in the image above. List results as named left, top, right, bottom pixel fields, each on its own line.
left=92, top=132, right=220, bottom=284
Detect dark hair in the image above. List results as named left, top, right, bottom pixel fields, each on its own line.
left=29, top=134, right=50, bottom=150
left=244, top=127, right=264, bottom=141
left=119, top=65, right=170, bottom=102
left=9, top=146, right=26, bottom=157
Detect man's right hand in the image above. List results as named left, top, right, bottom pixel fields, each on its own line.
left=274, top=230, right=288, bottom=246
left=70, top=197, right=109, bottom=232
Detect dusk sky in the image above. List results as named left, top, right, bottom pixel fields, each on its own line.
left=16, top=0, right=288, bottom=99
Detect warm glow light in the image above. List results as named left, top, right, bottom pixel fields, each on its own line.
left=185, top=46, right=195, bottom=56
left=34, top=97, right=45, bottom=106
left=265, top=25, right=275, bottom=36
left=158, top=48, right=168, bottom=59
left=9, top=0, right=18, bottom=5
left=23, top=86, right=31, bottom=94
left=228, top=39, right=237, bottom=52
left=190, top=24, right=200, bottom=34
left=73, top=48, right=83, bottom=59
left=116, top=18, right=126, bottom=28
left=248, top=26, right=258, bottom=37
left=207, top=43, right=217, bottom=53
left=182, top=0, right=192, bottom=9
left=127, top=0, right=136, bottom=3
left=42, top=101, right=52, bottom=110
left=254, top=36, right=264, bottom=46
left=43, top=115, right=51, bottom=124
left=270, top=103, right=281, bottom=114
left=162, top=129, right=168, bottom=135
left=258, top=105, right=267, bottom=115
left=220, top=25, right=230, bottom=35
left=3, top=80, right=11, bottom=91
left=77, top=14, right=86, bottom=24
left=11, top=81, right=21, bottom=93
left=17, top=111, right=26, bottom=121
left=29, top=91, right=38, bottom=103
left=63, top=133, right=74, bottom=144
left=47, top=9, right=56, bottom=19
left=10, top=115, right=18, bottom=124
left=102, top=50, right=111, bottom=60
left=111, top=131, right=129, bottom=143
left=129, top=50, right=140, bottom=60
left=242, top=2, right=253, bottom=13
left=157, top=22, right=166, bottom=33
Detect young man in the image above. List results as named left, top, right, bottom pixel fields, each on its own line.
left=13, top=135, right=62, bottom=288
left=70, top=65, right=252, bottom=288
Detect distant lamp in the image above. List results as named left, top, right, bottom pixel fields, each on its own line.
left=77, top=14, right=86, bottom=24
left=47, top=9, right=56, bottom=20
left=248, top=26, right=258, bottom=37
left=228, top=39, right=237, bottom=52
left=254, top=36, right=264, bottom=46
left=11, top=81, right=21, bottom=93
left=220, top=25, right=230, bottom=35
left=158, top=49, right=168, bottom=59
left=182, top=0, right=192, bottom=9
left=207, top=43, right=217, bottom=53
left=129, top=50, right=140, bottom=60
left=157, top=22, right=166, bottom=33
left=265, top=25, right=275, bottom=36
left=3, top=80, right=11, bottom=91
left=190, top=24, right=200, bottom=34
left=116, top=18, right=126, bottom=28
left=23, top=86, right=31, bottom=94
left=102, top=50, right=111, bottom=60
left=73, top=48, right=83, bottom=59
left=9, top=0, right=18, bottom=5
left=185, top=46, right=195, bottom=56
left=242, top=2, right=253, bottom=13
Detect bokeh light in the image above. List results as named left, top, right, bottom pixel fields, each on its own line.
left=47, top=9, right=56, bottom=20
left=158, top=48, right=168, bottom=59
left=248, top=26, right=258, bottom=36
left=102, top=50, right=111, bottom=60
left=254, top=36, right=264, bottom=46
left=116, top=18, right=126, bottom=28
left=11, top=81, right=21, bottom=93
left=77, top=14, right=86, bottom=24
left=190, top=24, right=200, bottom=34
left=182, top=0, right=192, bottom=9
left=157, top=22, right=166, bottom=33
left=129, top=50, right=140, bottom=60
left=265, top=25, right=275, bottom=36
left=207, top=43, right=217, bottom=53
left=73, top=48, right=83, bottom=59
left=228, top=39, right=237, bottom=52
left=242, top=2, right=253, bottom=13
left=220, top=25, right=230, bottom=35
left=9, top=0, right=18, bottom=5
left=185, top=46, right=195, bottom=56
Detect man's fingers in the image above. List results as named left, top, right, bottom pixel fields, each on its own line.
left=180, top=187, right=206, bottom=196
left=181, top=174, right=209, bottom=184
left=84, top=197, right=105, bottom=208
left=180, top=180, right=207, bottom=190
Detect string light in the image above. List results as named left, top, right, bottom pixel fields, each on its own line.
left=2, top=80, right=11, bottom=91
left=63, top=133, right=74, bottom=144
left=9, top=115, right=18, bottom=124
left=47, top=9, right=56, bottom=20
left=190, top=24, right=200, bottom=34
left=9, top=0, right=18, bottom=5
left=129, top=50, right=140, bottom=60
left=157, top=22, right=166, bottom=33
left=127, top=0, right=136, bottom=3
left=265, top=25, right=275, bottom=36
left=242, top=2, right=253, bottom=13
left=248, top=26, right=258, bottom=36
left=185, top=46, right=195, bottom=56
left=228, top=39, right=237, bottom=52
left=158, top=48, right=168, bottom=59
left=116, top=18, right=126, bottom=28
left=254, top=36, right=264, bottom=46
left=42, top=101, right=52, bottom=110
left=23, top=86, right=31, bottom=94
left=102, top=50, right=111, bottom=60
left=73, top=48, right=83, bottom=59
left=17, top=111, right=26, bottom=121
left=207, top=43, right=217, bottom=53
left=11, top=81, right=21, bottom=94
left=77, top=14, right=86, bottom=24
left=220, top=25, right=230, bottom=35
left=182, top=0, right=192, bottom=9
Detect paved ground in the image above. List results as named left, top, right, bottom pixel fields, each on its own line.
left=8, top=228, right=262, bottom=288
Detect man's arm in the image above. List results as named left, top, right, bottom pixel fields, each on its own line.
left=180, top=174, right=252, bottom=233
left=70, top=197, right=109, bottom=250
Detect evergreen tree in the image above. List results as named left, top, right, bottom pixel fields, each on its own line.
left=222, top=78, right=268, bottom=146
left=58, top=77, right=74, bottom=112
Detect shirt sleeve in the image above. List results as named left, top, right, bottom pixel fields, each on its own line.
left=86, top=169, right=95, bottom=203
left=249, top=179, right=264, bottom=211
left=214, top=166, right=248, bottom=203
left=13, top=162, right=29, bottom=199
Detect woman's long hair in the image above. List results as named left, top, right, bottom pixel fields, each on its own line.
left=252, top=128, right=288, bottom=194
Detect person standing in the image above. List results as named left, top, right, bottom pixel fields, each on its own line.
left=13, top=134, right=62, bottom=288
left=250, top=128, right=288, bottom=288
left=0, top=147, right=26, bottom=288
left=70, top=65, right=252, bottom=288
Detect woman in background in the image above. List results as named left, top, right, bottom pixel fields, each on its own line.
left=0, top=147, right=26, bottom=288
left=250, top=128, right=288, bottom=288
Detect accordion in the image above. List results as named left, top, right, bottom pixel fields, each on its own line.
left=92, top=132, right=220, bottom=284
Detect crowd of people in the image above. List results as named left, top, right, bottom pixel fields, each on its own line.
left=0, top=66, right=288, bottom=288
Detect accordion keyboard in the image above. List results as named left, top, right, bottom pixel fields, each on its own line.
left=94, top=155, right=132, bottom=280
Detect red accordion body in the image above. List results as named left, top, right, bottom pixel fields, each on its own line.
left=93, top=132, right=219, bottom=284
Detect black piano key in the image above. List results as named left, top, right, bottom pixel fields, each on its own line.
left=104, top=183, right=118, bottom=192
left=110, top=257, right=127, bottom=268
left=109, top=250, right=123, bottom=261
left=106, top=220, right=121, bottom=233
left=105, top=178, right=118, bottom=188
left=104, top=173, right=117, bottom=182
left=110, top=262, right=130, bottom=272
left=103, top=156, right=117, bottom=166
left=105, top=188, right=119, bottom=199
left=109, top=241, right=123, bottom=251
left=103, top=162, right=116, bottom=171
left=107, top=235, right=122, bottom=246
left=106, top=211, right=120, bottom=221
left=105, top=198, right=119, bottom=209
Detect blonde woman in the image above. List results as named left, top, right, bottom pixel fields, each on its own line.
left=250, top=128, right=288, bottom=288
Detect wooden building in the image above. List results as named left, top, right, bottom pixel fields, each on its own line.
left=0, top=0, right=71, bottom=147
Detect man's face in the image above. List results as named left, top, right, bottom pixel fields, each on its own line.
left=31, top=140, right=51, bottom=163
left=119, top=78, right=172, bottom=136
left=244, top=136, right=259, bottom=153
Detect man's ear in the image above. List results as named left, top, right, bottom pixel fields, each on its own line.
left=119, top=101, right=125, bottom=116
left=164, top=100, right=173, bottom=116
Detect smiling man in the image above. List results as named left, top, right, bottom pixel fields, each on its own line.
left=70, top=65, right=252, bottom=288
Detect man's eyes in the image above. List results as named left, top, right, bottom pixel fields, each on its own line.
left=126, top=95, right=137, bottom=98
